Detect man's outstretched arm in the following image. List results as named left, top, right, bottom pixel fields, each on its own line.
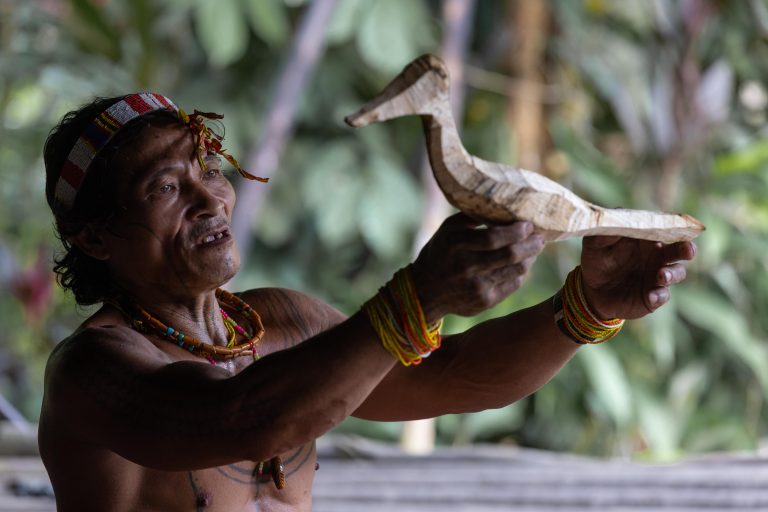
left=40, top=214, right=541, bottom=471
left=354, top=219, right=696, bottom=421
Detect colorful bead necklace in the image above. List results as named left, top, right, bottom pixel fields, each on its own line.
left=125, top=289, right=286, bottom=490
left=129, top=288, right=265, bottom=362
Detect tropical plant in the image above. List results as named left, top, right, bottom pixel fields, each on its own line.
left=1, top=0, right=767, bottom=460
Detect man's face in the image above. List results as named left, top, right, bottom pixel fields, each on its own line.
left=98, top=121, right=240, bottom=299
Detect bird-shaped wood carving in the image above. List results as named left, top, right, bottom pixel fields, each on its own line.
left=345, top=54, right=704, bottom=244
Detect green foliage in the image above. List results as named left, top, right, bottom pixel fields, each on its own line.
left=194, top=0, right=250, bottom=67
left=356, top=0, right=435, bottom=74
left=2, top=0, right=768, bottom=462
left=245, top=0, right=290, bottom=48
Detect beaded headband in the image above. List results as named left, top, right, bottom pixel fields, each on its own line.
left=53, top=92, right=267, bottom=213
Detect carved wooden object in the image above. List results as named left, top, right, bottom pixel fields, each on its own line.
left=345, top=55, right=704, bottom=244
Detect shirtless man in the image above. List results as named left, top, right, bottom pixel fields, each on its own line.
left=38, top=93, right=696, bottom=511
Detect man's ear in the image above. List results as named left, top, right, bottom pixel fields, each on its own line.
left=69, top=224, right=111, bottom=261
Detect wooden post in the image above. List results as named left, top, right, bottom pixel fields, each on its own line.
left=507, top=0, right=550, bottom=174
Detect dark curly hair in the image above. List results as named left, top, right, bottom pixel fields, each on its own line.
left=44, top=96, right=180, bottom=305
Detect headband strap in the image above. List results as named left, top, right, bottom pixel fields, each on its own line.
left=53, top=92, right=267, bottom=214
left=54, top=93, right=178, bottom=212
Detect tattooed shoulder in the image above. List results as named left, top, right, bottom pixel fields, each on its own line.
left=238, top=288, right=347, bottom=350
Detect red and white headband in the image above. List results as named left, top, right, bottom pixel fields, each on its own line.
left=54, top=92, right=266, bottom=213
left=54, top=93, right=178, bottom=212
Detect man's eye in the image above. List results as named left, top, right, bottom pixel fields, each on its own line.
left=204, top=167, right=222, bottom=178
left=158, top=184, right=175, bottom=193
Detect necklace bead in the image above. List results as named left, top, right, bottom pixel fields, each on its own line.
left=128, top=289, right=265, bottom=362
left=123, top=290, right=283, bottom=490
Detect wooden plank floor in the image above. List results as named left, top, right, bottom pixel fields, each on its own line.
left=313, top=438, right=768, bottom=512
left=3, top=436, right=768, bottom=511
left=0, top=457, right=54, bottom=511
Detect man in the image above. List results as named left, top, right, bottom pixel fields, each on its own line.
left=38, top=93, right=695, bottom=511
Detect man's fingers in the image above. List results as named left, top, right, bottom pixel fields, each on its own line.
left=466, top=234, right=544, bottom=273
left=442, top=211, right=485, bottom=230
left=583, top=235, right=623, bottom=250
left=646, top=286, right=671, bottom=311
left=458, top=222, right=537, bottom=251
left=488, top=258, right=536, bottom=299
left=656, top=263, right=687, bottom=286
left=662, top=241, right=697, bottom=263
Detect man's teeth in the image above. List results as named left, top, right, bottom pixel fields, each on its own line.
left=203, top=232, right=225, bottom=244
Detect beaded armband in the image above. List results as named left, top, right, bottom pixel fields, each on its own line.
left=362, top=266, right=443, bottom=366
left=553, top=266, right=625, bottom=345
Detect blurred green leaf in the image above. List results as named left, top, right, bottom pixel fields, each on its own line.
left=194, top=0, right=249, bottom=66
left=577, top=346, right=633, bottom=427
left=636, top=294, right=677, bottom=371
left=676, top=286, right=768, bottom=395
left=635, top=387, right=681, bottom=460
left=356, top=0, right=433, bottom=74
left=668, top=362, right=708, bottom=417
left=464, top=403, right=525, bottom=441
left=70, top=0, right=122, bottom=60
left=333, top=417, right=402, bottom=442
left=694, top=212, right=732, bottom=270
left=3, top=84, right=46, bottom=129
left=245, top=0, right=290, bottom=47
left=358, top=156, right=422, bottom=258
left=714, top=140, right=768, bottom=174
left=549, top=121, right=631, bottom=207
left=326, top=0, right=365, bottom=44
left=301, top=142, right=363, bottom=246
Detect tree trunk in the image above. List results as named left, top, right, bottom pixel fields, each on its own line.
left=507, top=0, right=549, bottom=173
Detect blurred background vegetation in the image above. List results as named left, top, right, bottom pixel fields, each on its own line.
left=1, top=0, right=767, bottom=461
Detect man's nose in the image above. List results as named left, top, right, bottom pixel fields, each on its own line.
left=187, top=181, right=224, bottom=218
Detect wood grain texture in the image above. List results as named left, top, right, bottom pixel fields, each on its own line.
left=345, top=54, right=705, bottom=244
left=4, top=440, right=767, bottom=511
left=312, top=437, right=768, bottom=512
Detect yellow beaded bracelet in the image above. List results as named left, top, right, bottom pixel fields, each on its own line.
left=554, top=266, right=625, bottom=345
left=362, top=266, right=443, bottom=366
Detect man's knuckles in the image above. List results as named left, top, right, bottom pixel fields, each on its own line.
left=468, top=222, right=534, bottom=249
left=656, top=264, right=686, bottom=286
left=465, top=276, right=490, bottom=299
left=509, top=273, right=526, bottom=291
left=479, top=237, right=544, bottom=266
left=667, top=241, right=697, bottom=262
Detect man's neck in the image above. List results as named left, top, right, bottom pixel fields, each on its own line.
left=127, top=287, right=231, bottom=348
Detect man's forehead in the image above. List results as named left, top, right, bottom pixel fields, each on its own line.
left=120, top=124, right=198, bottom=170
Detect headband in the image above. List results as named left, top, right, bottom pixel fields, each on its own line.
left=53, top=92, right=266, bottom=213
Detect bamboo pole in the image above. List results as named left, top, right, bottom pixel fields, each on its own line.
left=507, top=0, right=550, bottom=173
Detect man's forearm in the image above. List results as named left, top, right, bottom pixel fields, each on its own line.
left=354, top=296, right=580, bottom=421
left=439, top=298, right=580, bottom=411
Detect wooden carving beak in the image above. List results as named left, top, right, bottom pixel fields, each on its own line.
left=345, top=54, right=705, bottom=244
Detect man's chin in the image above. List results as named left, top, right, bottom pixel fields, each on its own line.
left=190, top=247, right=241, bottom=290
left=217, top=250, right=241, bottom=285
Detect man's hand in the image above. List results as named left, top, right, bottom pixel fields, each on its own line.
left=411, top=213, right=545, bottom=321
left=580, top=236, right=697, bottom=320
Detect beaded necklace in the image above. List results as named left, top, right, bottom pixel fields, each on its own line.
left=130, top=288, right=265, bottom=362
left=124, top=289, right=286, bottom=490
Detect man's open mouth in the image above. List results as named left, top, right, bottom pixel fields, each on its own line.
left=199, top=229, right=230, bottom=245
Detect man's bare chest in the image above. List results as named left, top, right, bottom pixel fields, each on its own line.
left=183, top=442, right=318, bottom=511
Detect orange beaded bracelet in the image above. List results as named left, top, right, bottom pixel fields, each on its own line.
left=553, top=266, right=625, bottom=345
left=362, top=266, right=443, bottom=366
